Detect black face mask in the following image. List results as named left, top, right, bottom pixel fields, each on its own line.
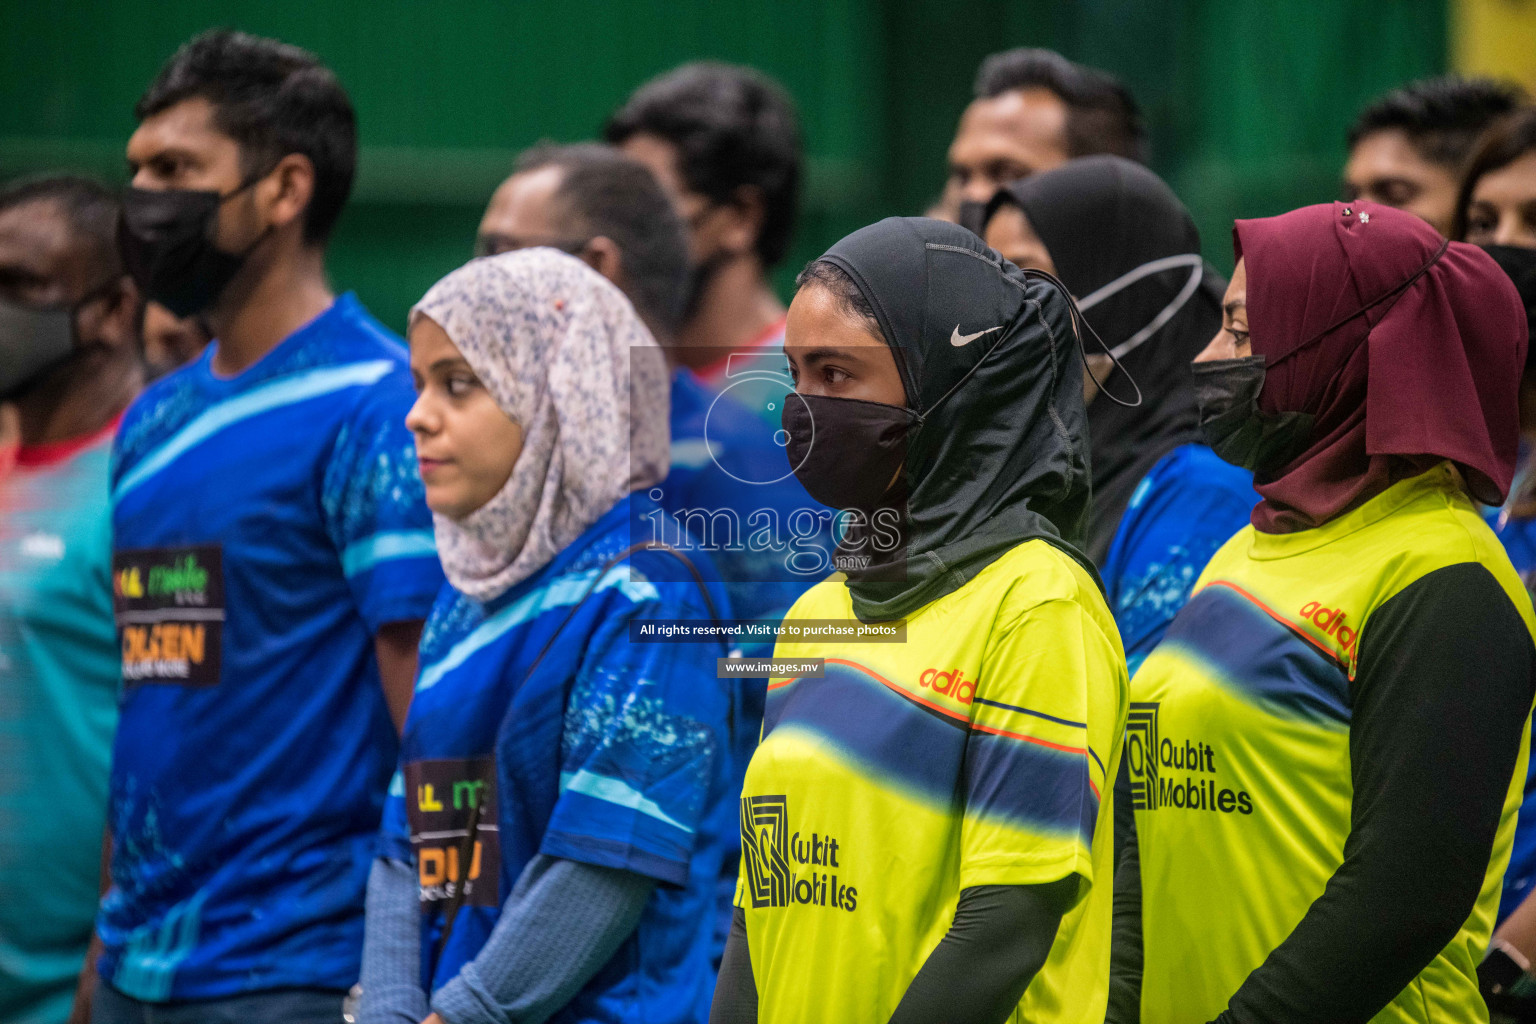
left=781, top=393, right=916, bottom=512
left=1192, top=355, right=1315, bottom=473
left=1481, top=244, right=1536, bottom=360
left=120, top=176, right=268, bottom=318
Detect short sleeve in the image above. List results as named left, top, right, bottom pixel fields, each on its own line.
left=539, top=575, right=729, bottom=887
left=961, top=597, right=1119, bottom=890
left=321, top=379, right=444, bottom=631
left=378, top=767, right=414, bottom=864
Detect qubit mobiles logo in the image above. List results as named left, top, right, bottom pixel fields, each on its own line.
left=741, top=795, right=857, bottom=912
left=1125, top=702, right=1253, bottom=815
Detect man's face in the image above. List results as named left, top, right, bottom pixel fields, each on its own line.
left=943, top=88, right=1071, bottom=214
left=1341, top=129, right=1460, bottom=236
left=0, top=200, right=95, bottom=309
left=618, top=132, right=748, bottom=264
left=125, top=96, right=264, bottom=252
left=476, top=166, right=586, bottom=258
left=0, top=198, right=138, bottom=376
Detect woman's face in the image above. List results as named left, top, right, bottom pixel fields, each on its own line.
left=1465, top=151, right=1536, bottom=248
left=783, top=283, right=906, bottom=406
left=1195, top=258, right=1252, bottom=362
left=406, top=315, right=524, bottom=519
left=983, top=204, right=1057, bottom=276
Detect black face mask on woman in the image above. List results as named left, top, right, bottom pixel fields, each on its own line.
left=1192, top=355, right=1315, bottom=473
left=119, top=174, right=270, bottom=318
left=1482, top=244, right=1536, bottom=356
left=781, top=392, right=916, bottom=512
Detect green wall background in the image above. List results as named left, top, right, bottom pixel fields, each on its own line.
left=0, top=0, right=1445, bottom=331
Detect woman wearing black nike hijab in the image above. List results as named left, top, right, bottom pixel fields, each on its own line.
left=983, top=156, right=1255, bottom=671
left=710, top=217, right=1128, bottom=1024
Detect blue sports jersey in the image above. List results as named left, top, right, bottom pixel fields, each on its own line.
left=660, top=369, right=833, bottom=958
left=379, top=493, right=732, bottom=1024
left=101, top=294, right=443, bottom=1000
left=1492, top=507, right=1536, bottom=923
left=1100, top=443, right=1255, bottom=675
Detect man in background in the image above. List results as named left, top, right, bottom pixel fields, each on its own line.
left=938, top=47, right=1145, bottom=221
left=605, top=62, right=802, bottom=390
left=0, top=175, right=142, bottom=1024
left=85, top=30, right=441, bottom=1024
left=1344, top=75, right=1525, bottom=235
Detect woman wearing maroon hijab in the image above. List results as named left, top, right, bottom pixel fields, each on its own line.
left=1112, top=202, right=1536, bottom=1024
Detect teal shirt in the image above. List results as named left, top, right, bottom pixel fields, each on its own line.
left=0, top=434, right=119, bottom=1024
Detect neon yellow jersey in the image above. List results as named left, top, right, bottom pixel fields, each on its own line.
left=737, top=539, right=1129, bottom=1023
left=1131, top=464, right=1536, bottom=1023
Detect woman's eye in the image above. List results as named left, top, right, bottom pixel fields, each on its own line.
left=1229, top=328, right=1250, bottom=347
left=446, top=375, right=477, bottom=397
left=823, top=366, right=850, bottom=385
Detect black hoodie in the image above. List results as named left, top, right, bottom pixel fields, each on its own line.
left=816, top=216, right=1099, bottom=622
left=989, top=156, right=1226, bottom=564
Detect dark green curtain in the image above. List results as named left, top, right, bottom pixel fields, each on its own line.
left=0, top=0, right=1444, bottom=328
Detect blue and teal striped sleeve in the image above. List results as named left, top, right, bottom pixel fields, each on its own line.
left=322, top=379, right=443, bottom=631
left=539, top=570, right=730, bottom=887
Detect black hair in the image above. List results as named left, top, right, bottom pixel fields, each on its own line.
left=136, top=29, right=357, bottom=244
left=604, top=61, right=802, bottom=267
left=1348, top=75, right=1526, bottom=170
left=0, top=174, right=122, bottom=277
left=513, top=143, right=690, bottom=337
left=1452, top=107, right=1536, bottom=240
left=795, top=259, right=880, bottom=335
left=973, top=48, right=1147, bottom=163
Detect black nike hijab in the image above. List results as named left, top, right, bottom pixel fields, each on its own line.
left=806, top=216, right=1097, bottom=623
left=986, top=156, right=1225, bottom=563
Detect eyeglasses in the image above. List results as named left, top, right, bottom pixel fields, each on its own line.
left=473, top=233, right=594, bottom=259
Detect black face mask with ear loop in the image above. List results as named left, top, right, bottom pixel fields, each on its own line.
left=1191, top=236, right=1451, bottom=475
left=780, top=392, right=918, bottom=513
left=119, top=171, right=274, bottom=319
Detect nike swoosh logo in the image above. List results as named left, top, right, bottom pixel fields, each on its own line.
left=950, top=325, right=1003, bottom=347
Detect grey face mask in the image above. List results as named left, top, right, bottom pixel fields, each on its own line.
left=0, top=298, right=75, bottom=398
left=0, top=277, right=120, bottom=399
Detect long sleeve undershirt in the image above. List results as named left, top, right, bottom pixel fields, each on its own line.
left=359, top=854, right=653, bottom=1024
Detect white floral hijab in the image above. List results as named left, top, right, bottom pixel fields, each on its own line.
left=411, top=248, right=670, bottom=602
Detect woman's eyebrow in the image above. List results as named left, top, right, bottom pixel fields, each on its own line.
left=799, top=347, right=864, bottom=365
left=1223, top=299, right=1247, bottom=318
left=429, top=356, right=473, bottom=373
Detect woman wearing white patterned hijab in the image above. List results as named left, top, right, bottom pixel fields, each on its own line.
left=407, top=247, right=671, bottom=601
left=365, top=247, right=731, bottom=1024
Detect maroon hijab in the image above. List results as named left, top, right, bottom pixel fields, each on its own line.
left=1234, top=201, right=1526, bottom=532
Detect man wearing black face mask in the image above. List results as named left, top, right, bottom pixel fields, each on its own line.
left=88, top=31, right=442, bottom=1024
left=0, top=175, right=142, bottom=1024
left=605, top=63, right=801, bottom=403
